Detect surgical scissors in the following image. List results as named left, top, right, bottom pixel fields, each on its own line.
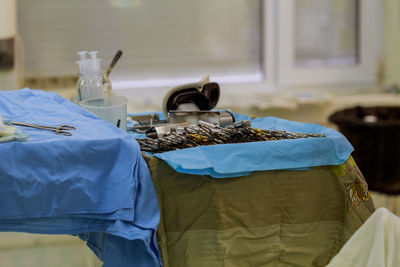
left=11, top=122, right=76, bottom=136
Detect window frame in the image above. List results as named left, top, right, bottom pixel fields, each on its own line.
left=113, top=0, right=381, bottom=96
left=276, top=0, right=381, bottom=88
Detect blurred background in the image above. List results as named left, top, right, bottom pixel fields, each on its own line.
left=0, top=0, right=399, bottom=266
left=1, top=0, right=386, bottom=110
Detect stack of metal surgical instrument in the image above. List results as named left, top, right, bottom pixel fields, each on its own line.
left=136, top=120, right=325, bottom=153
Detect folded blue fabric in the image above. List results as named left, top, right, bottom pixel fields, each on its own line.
left=0, top=89, right=161, bottom=266
left=0, top=154, right=160, bottom=266
left=0, top=89, right=138, bottom=219
left=137, top=112, right=353, bottom=178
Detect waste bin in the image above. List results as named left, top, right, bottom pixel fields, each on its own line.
left=329, top=106, right=400, bottom=194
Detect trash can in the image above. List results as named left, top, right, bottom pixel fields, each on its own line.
left=329, top=106, right=400, bottom=194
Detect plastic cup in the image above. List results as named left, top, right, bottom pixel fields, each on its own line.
left=79, top=96, right=128, bottom=131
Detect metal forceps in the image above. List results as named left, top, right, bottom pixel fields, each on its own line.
left=11, top=122, right=76, bottom=136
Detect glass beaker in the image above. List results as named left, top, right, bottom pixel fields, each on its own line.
left=76, top=72, right=111, bottom=102
left=79, top=96, right=128, bottom=131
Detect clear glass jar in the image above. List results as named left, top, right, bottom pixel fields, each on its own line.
left=76, top=72, right=111, bottom=103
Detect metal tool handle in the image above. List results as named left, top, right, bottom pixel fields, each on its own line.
left=106, top=50, right=123, bottom=78
left=58, top=125, right=76, bottom=130
left=55, top=129, right=72, bottom=136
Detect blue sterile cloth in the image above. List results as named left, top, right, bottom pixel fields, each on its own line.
left=130, top=112, right=353, bottom=178
left=0, top=89, right=161, bottom=267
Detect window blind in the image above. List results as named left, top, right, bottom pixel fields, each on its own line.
left=17, top=0, right=262, bottom=85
